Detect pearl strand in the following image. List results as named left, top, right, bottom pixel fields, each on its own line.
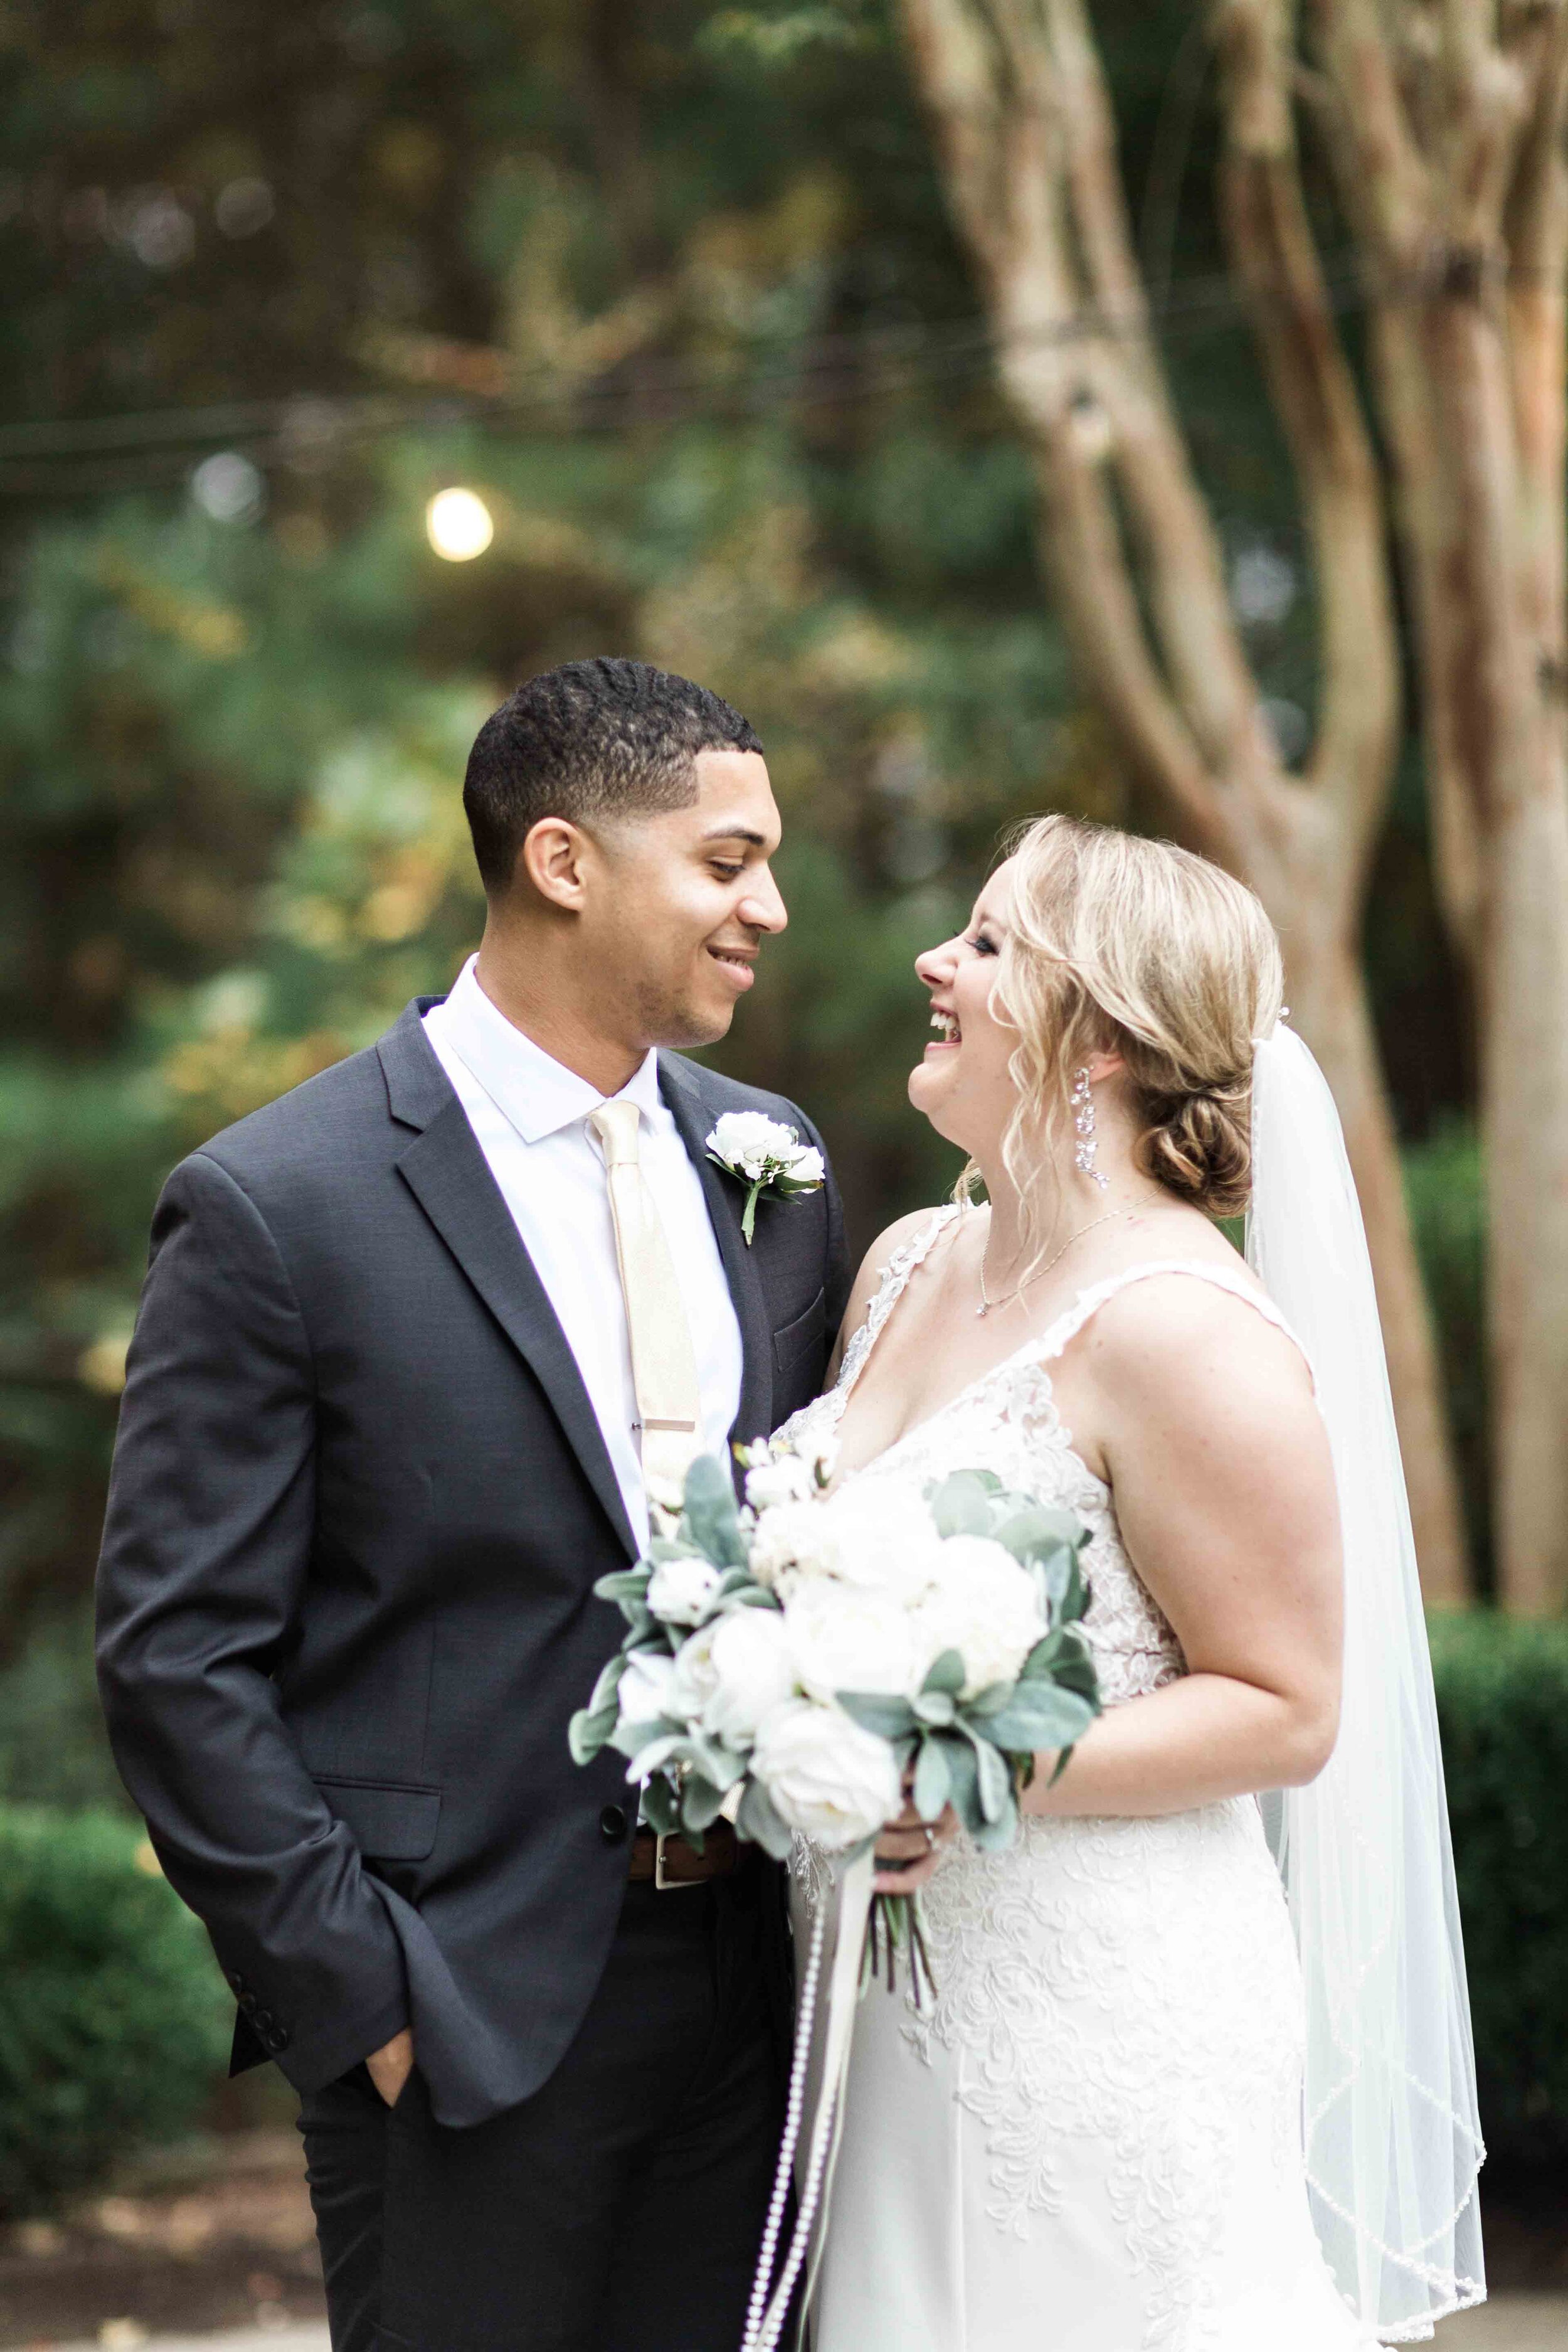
left=753, top=2052, right=842, bottom=2352
left=741, top=1902, right=827, bottom=2352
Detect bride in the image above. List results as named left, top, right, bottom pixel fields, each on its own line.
left=778, top=817, right=1484, bottom=2349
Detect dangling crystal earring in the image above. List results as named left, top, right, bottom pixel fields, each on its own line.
left=1071, top=1066, right=1108, bottom=1190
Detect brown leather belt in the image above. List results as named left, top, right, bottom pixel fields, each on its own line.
left=628, top=1820, right=740, bottom=1889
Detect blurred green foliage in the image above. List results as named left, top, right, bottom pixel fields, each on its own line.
left=0, top=1805, right=232, bottom=2217
left=1429, top=1613, right=1568, bottom=2169
left=0, top=1, right=1480, bottom=1673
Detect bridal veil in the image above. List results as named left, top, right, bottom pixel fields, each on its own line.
left=1248, top=1024, right=1485, bottom=2341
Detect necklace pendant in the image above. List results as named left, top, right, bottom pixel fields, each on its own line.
left=976, top=1301, right=990, bottom=1318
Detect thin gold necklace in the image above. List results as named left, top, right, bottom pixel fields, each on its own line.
left=977, top=1208, right=1134, bottom=1318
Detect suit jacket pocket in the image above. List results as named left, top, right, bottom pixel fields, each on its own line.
left=772, top=1288, right=827, bottom=1380
left=312, top=1774, right=442, bottom=1862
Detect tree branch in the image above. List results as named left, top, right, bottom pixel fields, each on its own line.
left=1211, top=0, right=1399, bottom=885
left=901, top=0, right=1233, bottom=847
left=1308, top=0, right=1433, bottom=263
left=1032, top=0, right=1263, bottom=785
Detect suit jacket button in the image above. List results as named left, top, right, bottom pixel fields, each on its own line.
left=238, top=1991, right=258, bottom=2015
left=265, top=2025, right=290, bottom=2053
left=253, top=2008, right=273, bottom=2031
left=599, top=1804, right=628, bottom=1845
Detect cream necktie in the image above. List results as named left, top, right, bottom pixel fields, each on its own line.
left=589, top=1098, right=704, bottom=1510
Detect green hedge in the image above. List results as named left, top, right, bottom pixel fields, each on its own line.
left=1429, top=1611, right=1568, bottom=2168
left=0, top=1806, right=231, bottom=2218
left=0, top=1616, right=1563, bottom=2213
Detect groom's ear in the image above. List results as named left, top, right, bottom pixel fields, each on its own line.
left=517, top=815, right=595, bottom=911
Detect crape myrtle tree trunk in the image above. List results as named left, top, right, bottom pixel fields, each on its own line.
left=1295, top=0, right=1568, bottom=1614
left=898, top=0, right=1473, bottom=1605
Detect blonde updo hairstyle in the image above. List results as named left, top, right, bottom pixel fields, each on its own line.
left=963, top=815, right=1284, bottom=1248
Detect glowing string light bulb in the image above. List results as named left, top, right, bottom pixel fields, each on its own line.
left=425, top=487, right=494, bottom=561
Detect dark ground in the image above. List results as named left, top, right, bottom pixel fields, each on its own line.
left=1, top=2127, right=1563, bottom=2349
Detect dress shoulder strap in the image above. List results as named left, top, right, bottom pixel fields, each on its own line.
left=1033, top=1258, right=1313, bottom=1384
left=839, top=1203, right=962, bottom=1399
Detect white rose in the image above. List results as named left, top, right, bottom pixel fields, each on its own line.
left=912, top=1535, right=1048, bottom=1698
left=708, top=1110, right=795, bottom=1180
left=703, top=1608, right=798, bottom=1744
left=750, top=1698, right=903, bottom=1851
left=785, top=1578, right=926, bottom=1703
left=647, top=1552, right=726, bottom=1627
left=744, top=1450, right=817, bottom=1512
left=669, top=1622, right=721, bottom=1722
left=613, top=1648, right=677, bottom=1740
left=781, top=1143, right=825, bottom=1186
left=818, top=1483, right=946, bottom=1604
left=748, top=1500, right=842, bottom=1592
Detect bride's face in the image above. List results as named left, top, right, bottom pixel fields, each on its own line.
left=909, top=859, right=1019, bottom=1152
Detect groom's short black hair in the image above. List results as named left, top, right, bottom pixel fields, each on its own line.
left=463, top=656, right=765, bottom=893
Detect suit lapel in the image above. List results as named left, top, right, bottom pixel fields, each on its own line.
left=380, top=1005, right=638, bottom=1563
left=660, top=1056, right=773, bottom=1448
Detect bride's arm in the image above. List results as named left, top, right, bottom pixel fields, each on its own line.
left=1020, top=1278, right=1342, bottom=1820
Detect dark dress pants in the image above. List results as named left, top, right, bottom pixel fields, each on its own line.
left=297, top=1857, right=787, bottom=2352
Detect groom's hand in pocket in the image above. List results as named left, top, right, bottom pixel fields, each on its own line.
left=366, top=2026, right=415, bottom=2107
left=873, top=1800, right=958, bottom=1894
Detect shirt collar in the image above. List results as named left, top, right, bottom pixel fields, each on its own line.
left=435, top=955, right=664, bottom=1145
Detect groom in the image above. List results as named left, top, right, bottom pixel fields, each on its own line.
left=96, top=658, right=850, bottom=2352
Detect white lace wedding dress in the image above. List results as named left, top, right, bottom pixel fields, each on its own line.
left=778, top=1207, right=1372, bottom=2352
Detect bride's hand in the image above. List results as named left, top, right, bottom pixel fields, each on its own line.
left=874, top=1799, right=958, bottom=1894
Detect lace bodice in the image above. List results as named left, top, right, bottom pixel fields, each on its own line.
left=781, top=1204, right=1305, bottom=1708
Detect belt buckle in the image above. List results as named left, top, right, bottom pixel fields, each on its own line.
left=654, top=1830, right=701, bottom=1891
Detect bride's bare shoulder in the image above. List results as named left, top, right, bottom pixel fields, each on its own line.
left=1073, top=1257, right=1315, bottom=1428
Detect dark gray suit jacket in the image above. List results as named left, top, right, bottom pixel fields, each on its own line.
left=96, top=997, right=849, bottom=2127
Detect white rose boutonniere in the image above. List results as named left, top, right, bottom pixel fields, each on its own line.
left=705, top=1110, right=825, bottom=1244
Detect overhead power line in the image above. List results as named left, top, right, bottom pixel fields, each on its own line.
left=0, top=259, right=1372, bottom=498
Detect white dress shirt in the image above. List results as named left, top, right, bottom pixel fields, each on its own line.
left=423, top=956, right=743, bottom=1554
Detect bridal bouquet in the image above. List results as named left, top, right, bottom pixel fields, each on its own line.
left=569, top=1438, right=1101, bottom=1983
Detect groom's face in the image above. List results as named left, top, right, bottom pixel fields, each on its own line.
left=583, top=747, right=787, bottom=1051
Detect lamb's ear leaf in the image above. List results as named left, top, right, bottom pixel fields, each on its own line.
left=568, top=1702, right=617, bottom=1764
left=618, top=1725, right=684, bottom=1774
left=921, top=1648, right=966, bottom=1697
left=963, top=1680, right=1013, bottom=1718
left=641, top=1774, right=681, bottom=1836
left=681, top=1774, right=727, bottom=1833
left=913, top=1688, right=956, bottom=1728
left=938, top=1729, right=982, bottom=1837
left=681, top=1453, right=747, bottom=1569
left=738, top=1776, right=795, bottom=1861
left=594, top=1567, right=654, bottom=1604
left=1045, top=1629, right=1099, bottom=1702
left=993, top=1503, right=1082, bottom=1565
left=684, top=1732, right=745, bottom=1791
left=971, top=1785, right=1019, bottom=1851
left=982, top=1685, right=1097, bottom=1752
left=1059, top=1551, right=1091, bottom=1625
left=930, top=1471, right=995, bottom=1538
left=837, top=1692, right=918, bottom=1739
left=971, top=1732, right=1012, bottom=1825
left=588, top=1652, right=630, bottom=1714
left=913, top=1735, right=952, bottom=1821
